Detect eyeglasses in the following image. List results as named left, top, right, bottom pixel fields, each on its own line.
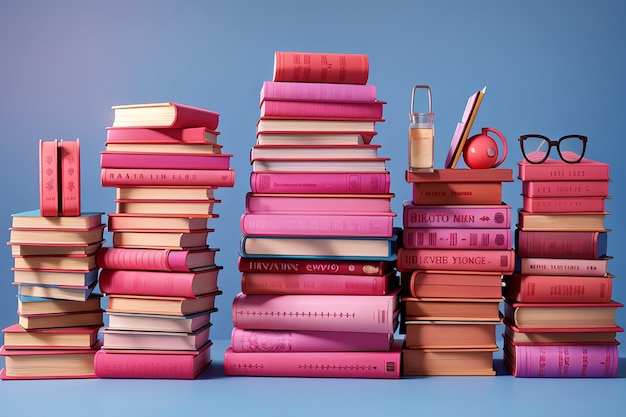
left=518, top=134, right=587, bottom=164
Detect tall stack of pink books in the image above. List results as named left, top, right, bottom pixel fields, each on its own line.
left=503, top=154, right=621, bottom=377
left=224, top=51, right=402, bottom=379
left=94, top=102, right=234, bottom=379
left=397, top=168, right=516, bottom=376
left=2, top=139, right=106, bottom=380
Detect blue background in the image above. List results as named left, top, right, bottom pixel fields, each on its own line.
left=0, top=1, right=625, bottom=415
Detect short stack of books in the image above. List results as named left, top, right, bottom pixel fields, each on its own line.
left=502, top=155, right=622, bottom=377
left=224, top=51, right=402, bottom=378
left=397, top=168, right=516, bottom=376
left=1, top=139, right=105, bottom=380
left=95, top=102, right=234, bottom=379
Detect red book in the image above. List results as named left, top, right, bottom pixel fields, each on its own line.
left=403, top=270, right=503, bottom=299
left=402, top=227, right=511, bottom=249
left=223, top=340, right=402, bottom=379
left=515, top=230, right=608, bottom=259
left=111, top=102, right=219, bottom=130
left=405, top=168, right=514, bottom=183
left=412, top=182, right=503, bottom=205
left=58, top=139, right=81, bottom=216
left=112, top=229, right=213, bottom=250
left=241, top=271, right=398, bottom=296
left=232, top=288, right=400, bottom=333
left=396, top=248, right=515, bottom=273
left=522, top=179, right=610, bottom=197
left=100, top=152, right=232, bottom=170
left=402, top=201, right=511, bottom=228
left=517, top=156, right=610, bottom=181
left=39, top=139, right=60, bottom=216
left=237, top=256, right=395, bottom=276
left=240, top=212, right=395, bottom=238
left=516, top=256, right=611, bottom=277
left=260, top=81, right=377, bottom=103
left=96, top=247, right=218, bottom=272
left=517, top=210, right=609, bottom=231
left=504, top=273, right=613, bottom=303
left=272, top=51, right=369, bottom=85
left=99, top=267, right=221, bottom=298
left=250, top=171, right=390, bottom=194
left=101, top=167, right=235, bottom=187
left=106, top=126, right=219, bottom=144
left=522, top=196, right=606, bottom=213
left=260, top=99, right=384, bottom=120
left=94, top=341, right=212, bottom=379
left=245, top=192, right=393, bottom=214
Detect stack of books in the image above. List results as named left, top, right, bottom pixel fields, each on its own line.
left=95, top=102, right=234, bottom=379
left=1, top=139, right=105, bottom=380
left=397, top=168, right=516, bottom=376
left=503, top=155, right=621, bottom=377
left=224, top=51, right=402, bottom=378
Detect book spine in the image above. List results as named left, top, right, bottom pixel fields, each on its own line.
left=260, top=81, right=377, bottom=103
left=517, top=257, right=609, bottom=277
left=59, top=139, right=81, bottom=216
left=250, top=172, right=390, bottom=194
left=402, top=203, right=511, bottom=228
left=518, top=162, right=610, bottom=181
left=522, top=180, right=610, bottom=197
left=402, top=227, right=511, bottom=249
left=94, top=350, right=198, bottom=379
left=396, top=248, right=515, bottom=273
left=39, top=139, right=60, bottom=216
left=260, top=100, right=383, bottom=119
left=504, top=274, right=612, bottom=303
left=231, top=292, right=398, bottom=333
left=240, top=213, right=394, bottom=238
left=241, top=272, right=395, bottom=296
left=412, top=182, right=502, bottom=205
left=522, top=197, right=606, bottom=213
left=237, top=256, right=392, bottom=276
left=98, top=269, right=198, bottom=297
left=223, top=345, right=401, bottom=378
left=100, top=153, right=231, bottom=170
left=511, top=343, right=618, bottom=377
left=101, top=168, right=235, bottom=187
left=106, top=127, right=217, bottom=143
left=516, top=230, right=606, bottom=259
left=230, top=328, right=392, bottom=352
left=273, top=51, right=369, bottom=85
left=96, top=247, right=176, bottom=271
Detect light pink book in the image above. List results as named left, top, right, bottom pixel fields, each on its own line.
left=59, top=139, right=81, bottom=216
left=402, top=201, right=511, bottom=228
left=517, top=156, right=610, bottom=181
left=240, top=212, right=395, bottom=237
left=517, top=256, right=611, bottom=277
left=102, top=323, right=212, bottom=351
left=231, top=328, right=393, bottom=352
left=260, top=81, right=377, bottom=103
left=232, top=289, right=400, bottom=333
left=100, top=152, right=231, bottom=169
left=245, top=192, right=393, bottom=214
left=403, top=227, right=511, bottom=249
left=224, top=340, right=402, bottom=378
left=260, top=99, right=384, bottom=120
left=522, top=196, right=606, bottom=213
left=106, top=127, right=219, bottom=144
left=237, top=256, right=395, bottom=276
left=522, top=180, right=610, bottom=197
left=250, top=171, right=390, bottom=194
left=96, top=247, right=218, bottom=272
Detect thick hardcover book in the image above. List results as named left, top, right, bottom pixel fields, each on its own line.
left=404, top=270, right=503, bottom=299
left=250, top=171, right=390, bottom=194
left=523, top=196, right=606, bottom=213
left=240, top=212, right=395, bottom=238
left=96, top=247, right=218, bottom=272
left=17, top=294, right=102, bottom=316
left=107, top=310, right=216, bottom=333
left=260, top=81, right=377, bottom=103
left=246, top=192, right=393, bottom=214
left=402, top=227, right=511, bottom=249
left=105, top=142, right=222, bottom=154
left=9, top=241, right=103, bottom=257
left=101, top=167, right=235, bottom=187
left=107, top=213, right=213, bottom=232
left=115, top=199, right=220, bottom=217
left=405, top=168, right=514, bottom=183
left=98, top=267, right=221, bottom=298
left=59, top=139, right=81, bottom=216
left=404, top=321, right=499, bottom=349
left=231, top=328, right=393, bottom=352
left=94, top=341, right=212, bottom=379
left=412, top=182, right=503, bottom=205
left=101, top=324, right=211, bottom=351
left=237, top=256, right=395, bottom=276
left=17, top=281, right=97, bottom=302
left=39, top=139, right=60, bottom=216
left=503, top=299, right=623, bottom=329
left=403, top=298, right=502, bottom=321
left=503, top=337, right=618, bottom=377
left=116, top=186, right=216, bottom=201
left=250, top=143, right=382, bottom=160
left=241, top=271, right=398, bottom=296
left=401, top=346, right=498, bottom=376
left=256, top=118, right=379, bottom=134
left=256, top=132, right=372, bottom=146
left=260, top=99, right=384, bottom=120
left=111, top=229, right=212, bottom=250
left=13, top=253, right=98, bottom=272
left=272, top=51, right=369, bottom=85
left=522, top=180, right=610, bottom=197
left=2, top=323, right=100, bottom=349
left=224, top=340, right=402, bottom=379
left=517, top=156, right=610, bottom=181
left=12, top=268, right=99, bottom=287
left=106, top=127, right=219, bottom=144
left=9, top=224, right=105, bottom=245
left=517, top=210, right=609, bottom=231
left=396, top=248, right=515, bottom=273
left=503, top=321, right=623, bottom=345
left=251, top=157, right=389, bottom=173
left=100, top=152, right=232, bottom=170
left=232, top=288, right=400, bottom=333
left=10, top=210, right=103, bottom=229
left=402, top=201, right=511, bottom=228
left=111, top=102, right=220, bottom=130
left=515, top=229, right=608, bottom=259
left=516, top=256, right=611, bottom=277
left=106, top=291, right=221, bottom=316
left=18, top=310, right=104, bottom=330
left=503, top=273, right=613, bottom=303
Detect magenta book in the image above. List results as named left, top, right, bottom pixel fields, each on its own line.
left=517, top=156, right=610, bottom=181
left=245, top=192, right=393, bottom=214
left=224, top=340, right=402, bottom=379
left=402, top=227, right=511, bottom=249
left=230, top=328, right=393, bottom=352
left=516, top=256, right=611, bottom=277
left=260, top=99, right=384, bottom=120
left=402, top=201, right=511, bottom=228
left=250, top=172, right=390, bottom=194
left=515, top=230, right=608, bottom=259
left=100, top=152, right=231, bottom=170
left=101, top=168, right=235, bottom=187
left=96, top=247, right=218, bottom=272
left=111, top=102, right=220, bottom=130
left=396, top=248, right=515, bottom=273
left=522, top=179, right=610, bottom=197
left=106, top=127, right=219, bottom=144
left=237, top=256, right=395, bottom=276
left=522, top=196, right=606, bottom=213
left=260, top=81, right=377, bottom=103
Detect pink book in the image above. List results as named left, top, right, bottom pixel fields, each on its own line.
left=232, top=288, right=400, bottom=333
left=249, top=143, right=382, bottom=160
left=96, top=247, right=218, bottom=272
left=111, top=102, right=220, bottom=130
left=522, top=196, right=606, bottom=213
left=230, top=328, right=393, bottom=352
left=273, top=51, right=369, bottom=85
left=504, top=273, right=613, bottom=303
left=515, top=230, right=608, bottom=259
left=260, top=99, right=384, bottom=120
left=237, top=256, right=395, bottom=276
left=240, top=212, right=395, bottom=238
left=396, top=248, right=515, bottom=273
left=94, top=341, right=212, bottom=379
left=241, top=271, right=398, bottom=296
left=517, top=256, right=611, bottom=277
left=250, top=171, right=390, bottom=194
left=250, top=157, right=389, bottom=173
left=101, top=167, right=235, bottom=187
left=99, top=267, right=221, bottom=297
left=224, top=339, right=402, bottom=378
left=260, top=81, right=377, bottom=103
left=403, top=227, right=511, bottom=249
left=517, top=156, right=610, bottom=181
left=245, top=192, right=393, bottom=214
left=59, top=139, right=81, bottom=216
left=402, top=201, right=511, bottom=228
left=106, top=127, right=219, bottom=144
left=522, top=180, right=610, bottom=197
left=100, top=152, right=232, bottom=169
left=39, top=139, right=60, bottom=216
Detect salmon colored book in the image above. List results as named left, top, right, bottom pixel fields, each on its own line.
left=503, top=299, right=623, bottom=329
left=106, top=291, right=221, bottom=316
left=517, top=156, right=610, bottom=181
left=10, top=210, right=104, bottom=229
left=111, top=229, right=213, bottom=250
left=503, top=273, right=613, bottom=303
left=402, top=297, right=502, bottom=321
left=272, top=51, right=369, bottom=85
left=111, top=102, right=220, bottom=130
left=404, top=320, right=499, bottom=349
left=115, top=199, right=220, bottom=216
left=517, top=210, right=609, bottom=231
left=412, top=182, right=503, bottom=205
left=403, top=270, right=503, bottom=299
left=59, top=139, right=81, bottom=216
left=405, top=168, right=514, bottom=183
left=396, top=248, right=515, bottom=273
left=9, top=224, right=106, bottom=245
left=39, top=139, right=60, bottom=216
left=402, top=345, right=498, bottom=376
left=2, top=323, right=100, bottom=349
left=503, top=321, right=623, bottom=345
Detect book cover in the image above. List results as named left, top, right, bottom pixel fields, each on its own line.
left=412, top=182, right=503, bottom=205
left=251, top=157, right=389, bottom=173
left=517, top=210, right=609, bottom=231
left=107, top=310, right=216, bottom=333
left=256, top=131, right=372, bottom=146
left=396, top=248, right=515, bottom=273
left=96, top=247, right=218, bottom=272
left=106, top=291, right=221, bottom=316
left=100, top=152, right=232, bottom=170
left=403, top=298, right=502, bottom=321
left=111, top=228, right=213, bottom=250
left=515, top=229, right=608, bottom=259
left=272, top=51, right=369, bottom=85
left=517, top=156, right=610, bottom=181
left=402, top=227, right=511, bottom=249
left=260, top=99, right=384, bottom=120
left=404, top=270, right=503, bottom=299
left=405, top=167, right=514, bottom=183
left=101, top=323, right=212, bottom=351
left=2, top=323, right=100, bottom=349
left=111, top=102, right=220, bottom=130
left=101, top=167, right=235, bottom=187
left=503, top=299, right=623, bottom=329
left=246, top=192, right=394, bottom=214
left=250, top=171, right=390, bottom=194
left=401, top=346, right=498, bottom=376
left=237, top=256, right=395, bottom=276
left=522, top=179, right=610, bottom=197
left=522, top=196, right=607, bottom=213
left=402, top=201, right=511, bottom=228
left=106, top=126, right=219, bottom=144
left=10, top=210, right=104, bottom=229
left=39, top=139, right=60, bottom=216
left=58, top=139, right=81, bottom=216
left=260, top=81, right=377, bottom=103
left=250, top=143, right=382, bottom=160
left=516, top=256, right=611, bottom=277
left=503, top=273, right=613, bottom=303
left=404, top=320, right=499, bottom=349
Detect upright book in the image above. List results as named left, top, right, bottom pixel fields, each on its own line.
left=39, top=139, right=60, bottom=216
left=58, top=139, right=81, bottom=216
